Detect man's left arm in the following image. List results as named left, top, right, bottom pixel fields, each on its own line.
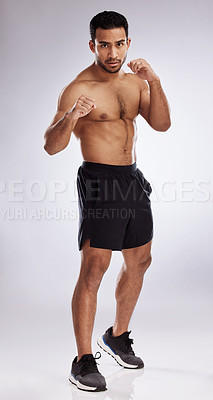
left=127, top=59, right=171, bottom=132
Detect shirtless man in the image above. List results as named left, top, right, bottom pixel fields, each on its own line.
left=44, top=11, right=171, bottom=392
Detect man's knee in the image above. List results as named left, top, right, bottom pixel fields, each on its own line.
left=81, top=253, right=110, bottom=291
left=138, top=253, right=152, bottom=274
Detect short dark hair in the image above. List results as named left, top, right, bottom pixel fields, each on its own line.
left=89, top=11, right=129, bottom=43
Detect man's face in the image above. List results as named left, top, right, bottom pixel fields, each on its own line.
left=89, top=27, right=131, bottom=74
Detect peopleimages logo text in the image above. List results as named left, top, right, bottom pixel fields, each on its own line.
left=0, top=178, right=211, bottom=203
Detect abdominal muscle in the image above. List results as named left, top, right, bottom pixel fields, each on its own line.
left=74, top=118, right=138, bottom=166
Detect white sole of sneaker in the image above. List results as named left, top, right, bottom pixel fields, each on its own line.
left=97, top=335, right=140, bottom=369
left=68, top=372, right=99, bottom=391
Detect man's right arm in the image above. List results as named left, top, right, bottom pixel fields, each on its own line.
left=43, top=82, right=96, bottom=155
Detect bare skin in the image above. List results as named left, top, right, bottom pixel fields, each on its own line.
left=44, top=27, right=171, bottom=361
left=72, top=238, right=152, bottom=360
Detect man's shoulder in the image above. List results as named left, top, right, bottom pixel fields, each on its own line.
left=61, top=66, right=94, bottom=94
left=63, top=75, right=90, bottom=92
left=58, top=74, right=91, bottom=104
left=124, top=72, right=146, bottom=89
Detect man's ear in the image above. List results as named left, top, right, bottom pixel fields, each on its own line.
left=127, top=38, right=131, bottom=49
left=89, top=40, right=95, bottom=53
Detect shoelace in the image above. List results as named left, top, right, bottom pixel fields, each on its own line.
left=125, top=337, right=135, bottom=355
left=80, top=351, right=101, bottom=376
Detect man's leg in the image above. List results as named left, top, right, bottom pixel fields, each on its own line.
left=72, top=238, right=112, bottom=361
left=113, top=239, right=152, bottom=336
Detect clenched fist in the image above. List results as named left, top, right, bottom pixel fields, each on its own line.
left=67, top=95, right=97, bottom=120
left=127, top=59, right=159, bottom=82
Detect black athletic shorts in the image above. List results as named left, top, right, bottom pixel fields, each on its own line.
left=76, top=161, right=154, bottom=251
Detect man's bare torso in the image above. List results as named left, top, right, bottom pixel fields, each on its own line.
left=68, top=64, right=143, bottom=165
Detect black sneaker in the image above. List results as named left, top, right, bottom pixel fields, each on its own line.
left=68, top=352, right=107, bottom=392
left=97, top=327, right=144, bottom=369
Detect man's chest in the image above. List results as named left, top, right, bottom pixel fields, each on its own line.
left=83, top=80, right=141, bottom=121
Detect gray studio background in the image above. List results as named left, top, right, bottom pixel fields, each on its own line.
left=1, top=1, right=213, bottom=399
